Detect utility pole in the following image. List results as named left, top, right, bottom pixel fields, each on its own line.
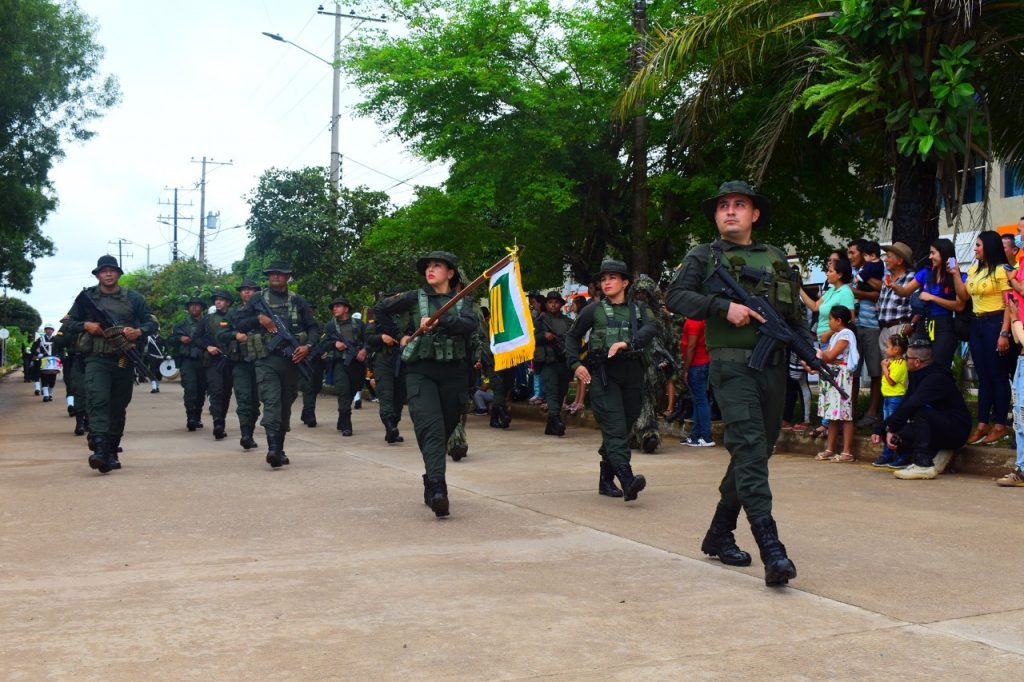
left=629, top=0, right=649, bottom=276
left=190, top=156, right=233, bottom=266
left=158, top=187, right=195, bottom=262
left=108, top=239, right=133, bottom=269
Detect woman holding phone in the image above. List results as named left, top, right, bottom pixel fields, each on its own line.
left=962, top=232, right=1014, bottom=444
left=885, top=238, right=968, bottom=371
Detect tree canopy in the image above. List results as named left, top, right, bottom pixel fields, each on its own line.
left=0, top=0, right=120, bottom=291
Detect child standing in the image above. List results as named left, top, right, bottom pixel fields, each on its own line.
left=871, top=334, right=909, bottom=468
left=815, top=305, right=859, bottom=462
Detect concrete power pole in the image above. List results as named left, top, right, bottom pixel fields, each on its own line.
left=158, top=188, right=194, bottom=262
left=191, top=156, right=233, bottom=266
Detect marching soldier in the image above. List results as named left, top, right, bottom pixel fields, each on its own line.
left=365, top=287, right=411, bottom=444
left=217, top=278, right=262, bottom=451
left=666, top=180, right=805, bottom=587
left=299, top=323, right=325, bottom=427
left=53, top=316, right=88, bottom=435
left=66, top=255, right=157, bottom=473
left=169, top=296, right=209, bottom=431
left=30, top=323, right=59, bottom=402
left=629, top=275, right=676, bottom=453
left=444, top=267, right=482, bottom=462
left=199, top=289, right=235, bottom=440
left=565, top=259, right=658, bottom=502
left=233, top=261, right=321, bottom=468
left=375, top=251, right=478, bottom=517
left=321, top=296, right=367, bottom=436
left=534, top=290, right=571, bottom=436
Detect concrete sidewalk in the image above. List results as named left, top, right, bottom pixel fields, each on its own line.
left=2, top=374, right=1024, bottom=680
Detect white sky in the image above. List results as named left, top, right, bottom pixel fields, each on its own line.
left=22, top=0, right=445, bottom=326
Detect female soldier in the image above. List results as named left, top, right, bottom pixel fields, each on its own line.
left=375, top=251, right=478, bottom=518
left=565, top=259, right=658, bottom=501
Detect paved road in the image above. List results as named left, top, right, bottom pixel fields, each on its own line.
left=2, top=374, right=1023, bottom=680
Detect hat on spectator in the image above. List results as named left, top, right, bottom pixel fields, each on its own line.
left=882, top=242, right=913, bottom=265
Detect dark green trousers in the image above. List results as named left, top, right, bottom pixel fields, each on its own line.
left=179, top=357, right=207, bottom=414
left=83, top=356, right=134, bottom=437
left=332, top=359, right=364, bottom=418
left=539, top=361, right=570, bottom=418
left=709, top=359, right=785, bottom=518
left=447, top=412, right=468, bottom=452
left=406, top=360, right=468, bottom=478
left=490, top=367, right=516, bottom=409
left=587, top=357, right=643, bottom=468
left=373, top=350, right=405, bottom=425
left=68, top=354, right=87, bottom=417
left=300, top=356, right=325, bottom=413
left=232, top=360, right=260, bottom=429
left=255, top=355, right=299, bottom=433
left=206, top=360, right=233, bottom=420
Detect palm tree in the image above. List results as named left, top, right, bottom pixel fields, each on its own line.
left=623, top=0, right=1024, bottom=260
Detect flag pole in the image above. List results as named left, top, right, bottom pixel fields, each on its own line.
left=406, top=248, right=520, bottom=341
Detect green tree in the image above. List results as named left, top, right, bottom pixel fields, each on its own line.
left=623, top=0, right=1024, bottom=260
left=240, top=167, right=392, bottom=312
left=120, top=260, right=233, bottom=331
left=0, top=296, right=42, bottom=334
left=0, top=0, right=120, bottom=291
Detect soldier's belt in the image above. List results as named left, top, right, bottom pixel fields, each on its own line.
left=710, top=347, right=785, bottom=366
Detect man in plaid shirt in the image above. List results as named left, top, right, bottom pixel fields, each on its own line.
left=878, top=242, right=916, bottom=353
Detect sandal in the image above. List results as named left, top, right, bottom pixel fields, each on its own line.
left=814, top=450, right=834, bottom=461
left=830, top=452, right=856, bottom=463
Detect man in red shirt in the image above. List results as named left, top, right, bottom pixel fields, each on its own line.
left=680, top=318, right=715, bottom=446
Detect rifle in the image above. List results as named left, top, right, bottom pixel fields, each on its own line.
left=536, top=313, right=567, bottom=358
left=251, top=295, right=314, bottom=384
left=704, top=263, right=848, bottom=400
left=73, top=290, right=156, bottom=382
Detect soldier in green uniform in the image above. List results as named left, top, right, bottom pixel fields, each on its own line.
left=365, top=286, right=412, bottom=444
left=444, top=267, right=481, bottom=462
left=535, top=290, right=571, bottom=436
left=66, top=255, right=158, bottom=473
left=169, top=296, right=209, bottom=431
left=375, top=251, right=478, bottom=518
left=218, top=278, right=261, bottom=451
left=666, top=180, right=805, bottom=587
left=198, top=289, right=235, bottom=440
left=53, top=316, right=88, bottom=436
left=565, top=259, right=658, bottom=501
left=629, top=276, right=675, bottom=453
left=321, top=296, right=367, bottom=436
left=234, top=261, right=321, bottom=468
left=299, top=322, right=325, bottom=428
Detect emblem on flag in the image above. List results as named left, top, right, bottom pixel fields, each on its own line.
left=489, top=249, right=535, bottom=371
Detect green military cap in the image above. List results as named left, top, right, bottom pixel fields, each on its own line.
left=91, top=254, right=123, bottom=276
left=185, top=295, right=206, bottom=307
left=416, top=250, right=460, bottom=285
left=329, top=296, right=352, bottom=308
left=236, top=278, right=260, bottom=291
left=597, top=259, right=630, bottom=278
left=545, top=290, right=566, bottom=304
left=262, top=260, right=293, bottom=275
left=212, top=288, right=233, bottom=302
left=701, top=180, right=771, bottom=228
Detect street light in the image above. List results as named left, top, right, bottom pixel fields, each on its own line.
left=262, top=5, right=384, bottom=193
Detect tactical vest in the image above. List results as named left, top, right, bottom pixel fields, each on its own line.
left=533, top=312, right=570, bottom=364
left=402, top=289, right=468, bottom=363
left=703, top=243, right=795, bottom=350
left=225, top=308, right=251, bottom=362
left=202, top=312, right=230, bottom=366
left=77, top=288, right=138, bottom=355
left=589, top=300, right=638, bottom=353
left=328, top=317, right=365, bottom=361
left=246, top=290, right=309, bottom=360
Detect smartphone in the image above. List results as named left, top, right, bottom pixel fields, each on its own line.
left=947, top=257, right=957, bottom=270
left=1006, top=291, right=1015, bottom=306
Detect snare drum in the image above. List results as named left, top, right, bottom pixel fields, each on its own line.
left=40, top=356, right=62, bottom=374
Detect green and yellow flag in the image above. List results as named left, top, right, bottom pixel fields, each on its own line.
left=489, top=249, right=535, bottom=370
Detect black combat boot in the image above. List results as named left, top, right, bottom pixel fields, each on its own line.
left=301, top=405, right=317, bottom=427
left=494, top=404, right=511, bottom=429
left=74, top=413, right=86, bottom=436
left=186, top=409, right=199, bottom=431
left=87, top=433, right=96, bottom=452
left=213, top=419, right=227, bottom=440
left=425, top=475, right=450, bottom=518
left=599, top=461, right=624, bottom=498
left=614, top=462, right=646, bottom=502
left=239, top=425, right=258, bottom=450
left=67, top=403, right=75, bottom=417
left=449, top=443, right=468, bottom=461
left=701, top=504, right=752, bottom=566
left=749, top=514, right=797, bottom=586
left=341, top=415, right=353, bottom=437
left=88, top=435, right=111, bottom=473
left=384, top=419, right=401, bottom=444
left=489, top=404, right=502, bottom=429
left=265, top=429, right=287, bottom=468
left=108, top=436, right=122, bottom=470
left=544, top=415, right=566, bottom=437
left=422, top=474, right=431, bottom=506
